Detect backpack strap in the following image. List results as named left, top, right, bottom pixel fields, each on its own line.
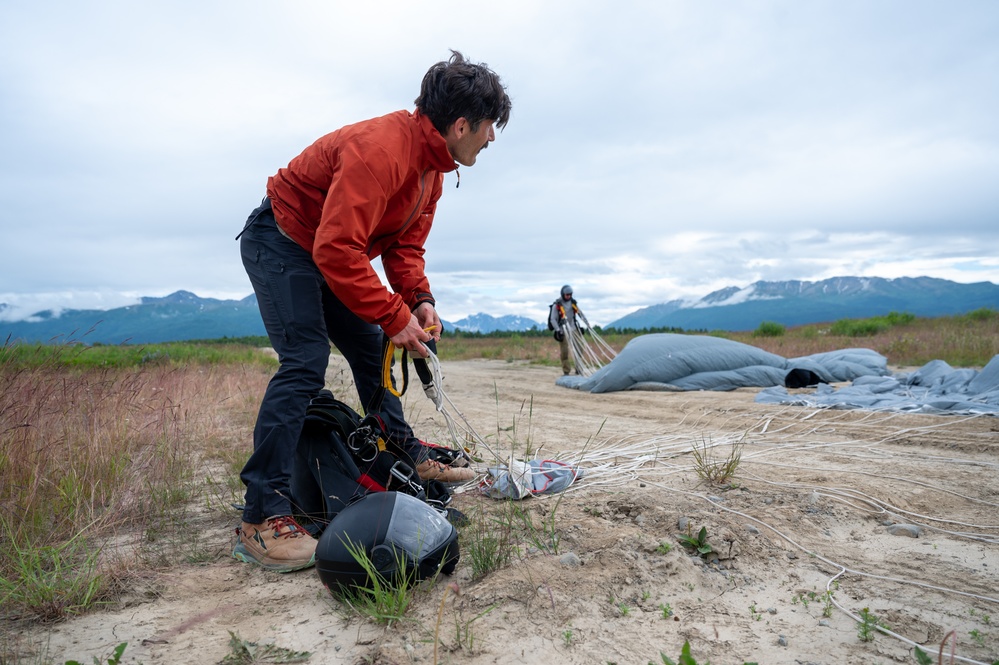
left=304, top=390, right=361, bottom=439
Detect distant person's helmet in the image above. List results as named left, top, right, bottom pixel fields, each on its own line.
left=561, top=285, right=573, bottom=299
left=316, top=492, right=459, bottom=593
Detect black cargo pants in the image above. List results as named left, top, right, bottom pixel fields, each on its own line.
left=236, top=198, right=423, bottom=524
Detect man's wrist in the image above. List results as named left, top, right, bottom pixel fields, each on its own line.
left=413, top=293, right=436, bottom=309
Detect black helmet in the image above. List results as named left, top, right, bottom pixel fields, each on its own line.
left=560, top=284, right=573, bottom=298
left=316, top=492, right=459, bottom=593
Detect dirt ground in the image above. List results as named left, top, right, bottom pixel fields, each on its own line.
left=13, top=358, right=999, bottom=664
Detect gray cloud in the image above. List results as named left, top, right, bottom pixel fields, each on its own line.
left=2, top=0, right=997, bottom=326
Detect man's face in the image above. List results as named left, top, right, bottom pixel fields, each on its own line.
left=562, top=292, right=572, bottom=301
left=447, top=119, right=496, bottom=167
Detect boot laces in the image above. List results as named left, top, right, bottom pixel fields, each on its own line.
left=267, top=515, right=307, bottom=539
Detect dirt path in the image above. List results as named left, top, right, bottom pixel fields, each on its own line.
left=13, top=359, right=999, bottom=664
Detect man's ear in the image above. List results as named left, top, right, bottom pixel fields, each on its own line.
left=451, top=117, right=469, bottom=137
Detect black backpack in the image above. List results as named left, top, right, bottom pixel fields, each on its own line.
left=290, top=389, right=454, bottom=535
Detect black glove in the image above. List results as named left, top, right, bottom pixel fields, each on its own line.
left=553, top=330, right=564, bottom=342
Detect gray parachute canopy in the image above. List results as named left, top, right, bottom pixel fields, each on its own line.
left=756, top=356, right=999, bottom=415
left=555, top=333, right=887, bottom=393
left=556, top=333, right=999, bottom=416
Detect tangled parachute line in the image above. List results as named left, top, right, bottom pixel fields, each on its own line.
left=563, top=310, right=616, bottom=376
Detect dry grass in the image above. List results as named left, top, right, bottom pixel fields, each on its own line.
left=728, top=310, right=999, bottom=368
left=0, top=346, right=270, bottom=623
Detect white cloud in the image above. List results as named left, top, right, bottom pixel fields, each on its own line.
left=1, top=0, right=998, bottom=328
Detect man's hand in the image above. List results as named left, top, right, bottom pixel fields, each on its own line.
left=412, top=302, right=442, bottom=342
left=390, top=313, right=432, bottom=358
left=553, top=330, right=564, bottom=342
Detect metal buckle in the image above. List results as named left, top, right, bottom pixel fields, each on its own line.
left=347, top=426, right=379, bottom=463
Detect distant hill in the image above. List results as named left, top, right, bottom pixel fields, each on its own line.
left=1, top=291, right=267, bottom=344
left=0, top=292, right=543, bottom=345
left=449, top=313, right=543, bottom=333
left=606, top=276, right=999, bottom=332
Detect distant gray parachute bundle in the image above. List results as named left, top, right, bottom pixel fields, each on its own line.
left=556, top=333, right=999, bottom=417
left=556, top=333, right=888, bottom=393
left=756, top=355, right=999, bottom=415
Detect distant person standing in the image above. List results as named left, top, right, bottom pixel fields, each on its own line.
left=234, top=51, right=512, bottom=573
left=548, top=284, right=585, bottom=375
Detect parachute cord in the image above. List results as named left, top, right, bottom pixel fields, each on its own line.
left=423, top=349, right=504, bottom=464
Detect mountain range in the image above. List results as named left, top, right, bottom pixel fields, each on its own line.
left=2, top=276, right=997, bottom=345
left=605, top=276, right=999, bottom=331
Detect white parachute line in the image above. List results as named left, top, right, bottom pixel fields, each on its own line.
left=422, top=349, right=505, bottom=464
left=563, top=319, right=616, bottom=377
left=577, top=310, right=618, bottom=360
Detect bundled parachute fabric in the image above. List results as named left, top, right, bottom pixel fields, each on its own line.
left=480, top=459, right=583, bottom=500
left=756, top=355, right=999, bottom=416
left=556, top=333, right=888, bottom=393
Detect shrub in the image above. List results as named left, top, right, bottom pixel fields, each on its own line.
left=752, top=321, right=785, bottom=338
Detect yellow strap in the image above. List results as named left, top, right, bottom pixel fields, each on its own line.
left=381, top=340, right=404, bottom=398
left=380, top=327, right=435, bottom=398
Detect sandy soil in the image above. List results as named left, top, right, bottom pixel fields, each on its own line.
left=11, top=358, right=999, bottom=664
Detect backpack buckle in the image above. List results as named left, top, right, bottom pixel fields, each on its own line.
left=347, top=424, right=381, bottom=463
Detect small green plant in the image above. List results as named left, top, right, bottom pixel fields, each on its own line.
left=460, top=506, right=514, bottom=580
left=653, top=640, right=761, bottom=665
left=749, top=604, right=762, bottom=621
left=219, top=631, right=311, bottom=664
left=335, top=538, right=417, bottom=626
left=642, top=590, right=651, bottom=602
left=506, top=501, right=561, bottom=555
left=65, top=641, right=128, bottom=665
left=660, top=603, right=673, bottom=618
left=857, top=607, right=886, bottom=642
left=655, top=640, right=702, bottom=665
left=913, top=646, right=933, bottom=665
left=563, top=628, right=574, bottom=646
left=689, top=437, right=743, bottom=485
left=618, top=602, right=631, bottom=617
left=677, top=526, right=713, bottom=558
left=656, top=541, right=672, bottom=554
left=452, top=604, right=495, bottom=652
left=822, top=589, right=835, bottom=617
left=969, top=628, right=985, bottom=647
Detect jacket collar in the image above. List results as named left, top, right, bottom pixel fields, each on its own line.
left=414, top=110, right=458, bottom=173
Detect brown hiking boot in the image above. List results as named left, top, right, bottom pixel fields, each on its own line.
left=416, top=459, right=476, bottom=484
left=233, top=515, right=317, bottom=572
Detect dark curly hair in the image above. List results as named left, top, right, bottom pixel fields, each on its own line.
left=415, top=50, right=511, bottom=135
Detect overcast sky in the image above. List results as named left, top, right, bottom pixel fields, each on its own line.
left=2, top=1, right=997, bottom=326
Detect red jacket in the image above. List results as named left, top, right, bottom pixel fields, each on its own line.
left=266, top=110, right=456, bottom=337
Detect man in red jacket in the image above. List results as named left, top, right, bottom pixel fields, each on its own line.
left=233, top=51, right=511, bottom=572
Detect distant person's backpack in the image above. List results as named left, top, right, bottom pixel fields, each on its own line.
left=547, top=302, right=557, bottom=331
